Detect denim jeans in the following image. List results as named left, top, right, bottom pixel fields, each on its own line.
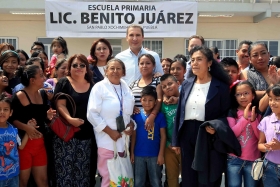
left=227, top=155, right=259, bottom=187
left=263, top=159, right=280, bottom=187
left=134, top=156, right=162, bottom=187
left=0, top=175, right=19, bottom=187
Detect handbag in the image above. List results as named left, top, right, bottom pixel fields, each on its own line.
left=107, top=136, right=134, bottom=187
left=48, top=92, right=80, bottom=142
left=251, top=152, right=268, bottom=180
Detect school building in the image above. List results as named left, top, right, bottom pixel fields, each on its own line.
left=0, top=0, right=280, bottom=60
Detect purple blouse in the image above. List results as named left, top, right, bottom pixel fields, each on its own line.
left=258, top=113, right=280, bottom=164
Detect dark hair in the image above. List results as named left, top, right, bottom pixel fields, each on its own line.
left=161, top=58, right=172, bottom=64
left=172, top=54, right=187, bottom=70
left=160, top=74, right=177, bottom=82
left=270, top=56, right=280, bottom=68
left=31, top=50, right=48, bottom=60
left=189, top=35, right=205, bottom=45
left=210, top=46, right=220, bottom=59
left=138, top=54, right=155, bottom=66
left=267, top=84, right=280, bottom=97
left=51, top=58, right=67, bottom=78
left=237, top=40, right=252, bottom=50
left=126, top=24, right=144, bottom=37
left=248, top=41, right=268, bottom=56
left=19, top=65, right=41, bottom=87
left=89, top=38, right=113, bottom=65
left=141, top=85, right=157, bottom=100
left=230, top=80, right=258, bottom=118
left=51, top=36, right=69, bottom=55
left=15, top=49, right=29, bottom=62
left=67, top=54, right=93, bottom=83
left=106, top=58, right=126, bottom=76
left=0, top=43, right=15, bottom=54
left=189, top=46, right=231, bottom=85
left=26, top=57, right=44, bottom=70
left=220, top=57, right=239, bottom=70
left=0, top=93, right=12, bottom=109
left=0, top=50, right=20, bottom=69
left=31, top=41, right=45, bottom=51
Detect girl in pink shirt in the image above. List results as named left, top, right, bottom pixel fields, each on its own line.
left=48, top=36, right=68, bottom=76
left=227, top=80, right=261, bottom=187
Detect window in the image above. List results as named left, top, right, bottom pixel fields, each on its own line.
left=112, top=46, right=122, bottom=57
left=258, top=40, right=278, bottom=56
left=142, top=40, right=163, bottom=58
left=0, top=37, right=18, bottom=49
left=38, top=38, right=54, bottom=60
left=185, top=39, right=237, bottom=60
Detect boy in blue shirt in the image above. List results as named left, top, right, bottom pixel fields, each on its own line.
left=131, top=86, right=166, bottom=187
left=0, top=94, right=21, bottom=187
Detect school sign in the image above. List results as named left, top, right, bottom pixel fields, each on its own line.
left=45, top=0, right=198, bottom=38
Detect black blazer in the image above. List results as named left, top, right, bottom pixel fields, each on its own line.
left=192, top=118, right=241, bottom=185
left=172, top=76, right=230, bottom=146
left=90, top=64, right=104, bottom=84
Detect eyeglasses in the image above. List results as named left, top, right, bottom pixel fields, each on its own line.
left=32, top=48, right=43, bottom=51
left=72, top=63, right=86, bottom=69
left=235, top=92, right=250, bottom=98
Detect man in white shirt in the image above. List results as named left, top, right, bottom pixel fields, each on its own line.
left=115, top=24, right=163, bottom=85
left=236, top=40, right=252, bottom=72
left=185, top=35, right=205, bottom=78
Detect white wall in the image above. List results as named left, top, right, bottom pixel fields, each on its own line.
left=1, top=14, right=280, bottom=58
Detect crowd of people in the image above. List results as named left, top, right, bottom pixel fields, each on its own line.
left=0, top=24, right=279, bottom=187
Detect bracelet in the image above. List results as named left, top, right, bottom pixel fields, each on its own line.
left=150, top=112, right=156, bottom=116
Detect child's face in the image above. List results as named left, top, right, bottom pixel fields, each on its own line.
left=235, top=84, right=254, bottom=109
left=224, top=65, right=239, bottom=84
left=0, top=74, right=8, bottom=88
left=170, top=62, right=186, bottom=83
left=161, top=78, right=179, bottom=97
left=140, top=95, right=156, bottom=112
left=0, top=101, right=12, bottom=124
left=52, top=42, right=63, bottom=54
left=268, top=91, right=280, bottom=114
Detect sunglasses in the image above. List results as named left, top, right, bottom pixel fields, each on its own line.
left=72, top=63, right=86, bottom=69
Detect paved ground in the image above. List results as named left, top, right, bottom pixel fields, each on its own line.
left=94, top=169, right=228, bottom=187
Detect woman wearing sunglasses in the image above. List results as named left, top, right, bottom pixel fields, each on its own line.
left=52, top=54, right=95, bottom=187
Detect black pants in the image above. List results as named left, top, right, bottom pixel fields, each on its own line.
left=179, top=120, right=221, bottom=187
left=90, top=137, right=98, bottom=187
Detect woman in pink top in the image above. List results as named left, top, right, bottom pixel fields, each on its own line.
left=258, top=84, right=280, bottom=187
left=227, top=80, right=261, bottom=187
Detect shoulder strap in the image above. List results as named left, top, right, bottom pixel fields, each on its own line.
left=20, top=90, right=32, bottom=104
left=54, top=92, right=76, bottom=117
left=39, top=89, right=48, bottom=105
left=140, top=110, right=147, bottom=124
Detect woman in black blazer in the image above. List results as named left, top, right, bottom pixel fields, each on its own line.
left=172, top=46, right=231, bottom=187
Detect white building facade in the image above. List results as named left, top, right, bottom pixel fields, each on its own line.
left=0, top=0, right=280, bottom=60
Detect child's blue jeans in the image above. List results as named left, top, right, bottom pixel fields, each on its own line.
left=227, top=155, right=259, bottom=187
left=134, top=156, right=162, bottom=187
left=263, top=159, right=280, bottom=187
left=0, top=175, right=19, bottom=187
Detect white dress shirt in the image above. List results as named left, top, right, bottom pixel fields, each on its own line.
left=87, top=77, right=135, bottom=152
left=184, top=81, right=211, bottom=121
left=115, top=47, right=163, bottom=85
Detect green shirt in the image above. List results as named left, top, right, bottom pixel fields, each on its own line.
left=160, top=102, right=177, bottom=147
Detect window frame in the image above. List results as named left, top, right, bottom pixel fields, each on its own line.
left=257, top=40, right=279, bottom=57
left=142, top=39, right=163, bottom=58
left=0, top=37, right=18, bottom=50
left=185, top=38, right=238, bottom=60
